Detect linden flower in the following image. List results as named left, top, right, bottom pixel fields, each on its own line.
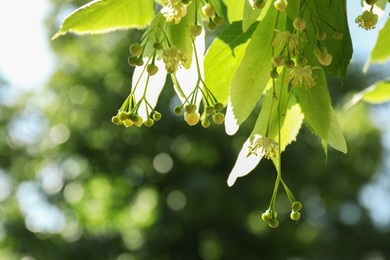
left=288, top=65, right=319, bottom=89
left=272, top=30, right=301, bottom=56
left=355, top=10, right=378, bottom=30
left=162, top=47, right=186, bottom=73
left=272, top=30, right=291, bottom=52
left=161, top=0, right=187, bottom=24
left=248, top=135, right=279, bottom=159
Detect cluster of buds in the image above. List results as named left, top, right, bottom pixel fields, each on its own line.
left=128, top=43, right=145, bottom=67
left=261, top=209, right=279, bottom=228
left=111, top=99, right=162, bottom=128
left=201, top=2, right=224, bottom=30
left=355, top=10, right=378, bottom=30
left=173, top=98, right=225, bottom=128
left=290, top=201, right=303, bottom=221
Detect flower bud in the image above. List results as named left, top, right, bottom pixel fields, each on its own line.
left=214, top=102, right=224, bottom=111
left=207, top=21, right=217, bottom=31
left=254, top=0, right=266, bottom=9
left=184, top=112, right=200, bottom=126
left=212, top=112, right=225, bottom=125
left=202, top=3, right=215, bottom=17
left=129, top=43, right=143, bottom=56
left=153, top=42, right=163, bottom=50
left=123, top=119, right=133, bottom=128
left=191, top=25, right=203, bottom=37
left=185, top=104, right=197, bottom=114
left=173, top=106, right=182, bottom=115
left=261, top=211, right=272, bottom=222
left=111, top=116, right=122, bottom=125
left=202, top=119, right=211, bottom=128
left=333, top=31, right=343, bottom=40
left=292, top=201, right=303, bottom=211
left=268, top=219, right=279, bottom=228
left=290, top=211, right=301, bottom=221
left=316, top=51, right=332, bottom=66
left=144, top=118, right=154, bottom=127
left=316, top=31, right=327, bottom=41
left=293, top=17, right=306, bottom=31
left=274, top=0, right=288, bottom=12
left=147, top=64, right=159, bottom=76
left=118, top=111, right=128, bottom=121
left=153, top=112, right=162, bottom=121
left=213, top=15, right=224, bottom=26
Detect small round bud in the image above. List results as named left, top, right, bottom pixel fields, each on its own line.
left=293, top=17, right=306, bottom=31
left=129, top=43, right=143, bottom=56
left=268, top=219, right=279, bottom=228
left=182, top=0, right=191, bottom=4
left=254, top=0, right=266, bottom=9
left=292, top=201, right=303, bottom=211
left=153, top=42, right=163, bottom=50
left=123, top=119, right=133, bottom=128
left=272, top=55, right=286, bottom=67
left=212, top=112, right=225, bottom=125
left=290, top=211, right=301, bottom=221
left=133, top=115, right=143, bottom=127
left=206, top=106, right=215, bottom=115
left=270, top=70, right=279, bottom=79
left=135, top=57, right=144, bottom=67
left=173, top=106, right=182, bottom=115
left=214, top=102, right=224, bottom=112
left=316, top=31, right=327, bottom=41
left=207, top=21, right=217, bottom=31
left=213, top=16, right=224, bottom=26
left=285, top=59, right=295, bottom=68
left=184, top=112, right=200, bottom=126
left=261, top=211, right=272, bottom=222
left=365, top=0, right=377, bottom=5
left=153, top=112, right=162, bottom=121
left=128, top=56, right=138, bottom=67
left=202, top=3, right=215, bottom=17
left=191, top=25, right=203, bottom=37
left=144, top=118, right=154, bottom=127
left=297, top=56, right=308, bottom=66
left=274, top=0, right=288, bottom=12
left=111, top=116, right=122, bottom=125
left=118, top=111, right=128, bottom=121
left=333, top=31, right=343, bottom=40
left=316, top=51, right=332, bottom=66
left=147, top=64, right=159, bottom=76
left=202, top=119, right=211, bottom=128
left=185, top=104, right=197, bottom=114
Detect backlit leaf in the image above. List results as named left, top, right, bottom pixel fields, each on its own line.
left=52, top=0, right=155, bottom=39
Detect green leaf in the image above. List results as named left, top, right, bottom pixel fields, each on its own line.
left=227, top=69, right=304, bottom=186
left=204, top=21, right=256, bottom=104
left=228, top=8, right=286, bottom=133
left=52, top=0, right=155, bottom=40
left=369, top=19, right=390, bottom=65
left=295, top=68, right=346, bottom=153
left=222, top=0, right=245, bottom=22
left=288, top=0, right=353, bottom=77
left=348, top=80, right=390, bottom=105
left=278, top=104, right=304, bottom=152
left=242, top=0, right=272, bottom=32
left=167, top=1, right=196, bottom=68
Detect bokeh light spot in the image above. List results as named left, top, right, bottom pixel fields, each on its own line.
left=153, top=153, right=174, bottom=174
left=166, top=190, right=187, bottom=211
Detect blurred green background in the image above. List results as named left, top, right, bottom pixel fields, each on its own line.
left=1, top=1, right=390, bottom=259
